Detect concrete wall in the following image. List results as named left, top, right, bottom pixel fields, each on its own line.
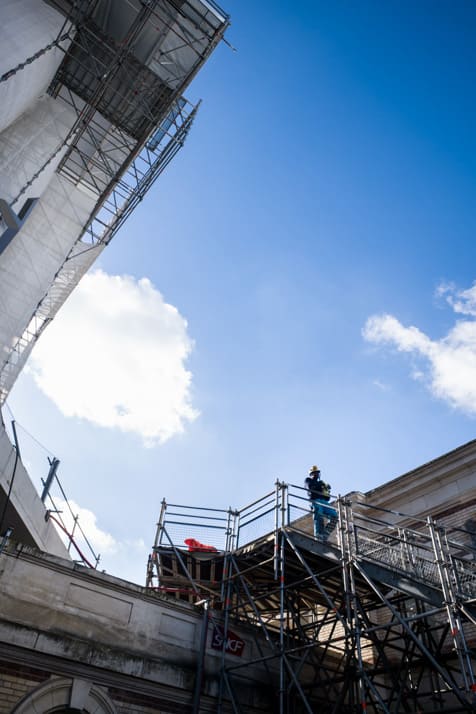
left=0, top=542, right=277, bottom=713
left=0, top=425, right=70, bottom=558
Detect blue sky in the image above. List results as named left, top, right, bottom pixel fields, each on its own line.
left=6, top=0, right=476, bottom=583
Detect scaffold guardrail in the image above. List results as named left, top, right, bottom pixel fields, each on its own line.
left=148, top=481, right=476, bottom=603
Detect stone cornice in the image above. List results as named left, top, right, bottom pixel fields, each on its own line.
left=3, top=541, right=194, bottom=615
left=364, top=439, right=476, bottom=516
left=0, top=637, right=198, bottom=712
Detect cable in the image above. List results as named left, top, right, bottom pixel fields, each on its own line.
left=3, top=406, right=56, bottom=458
left=0, top=32, right=71, bottom=84
left=53, top=476, right=99, bottom=561
left=46, top=513, right=96, bottom=569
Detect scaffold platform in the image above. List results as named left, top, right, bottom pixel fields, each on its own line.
left=147, top=482, right=476, bottom=713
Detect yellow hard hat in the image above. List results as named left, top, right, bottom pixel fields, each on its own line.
left=309, top=465, right=319, bottom=474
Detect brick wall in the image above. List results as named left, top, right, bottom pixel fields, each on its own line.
left=109, top=686, right=191, bottom=714
left=0, top=660, right=49, bottom=713
left=0, top=660, right=198, bottom=714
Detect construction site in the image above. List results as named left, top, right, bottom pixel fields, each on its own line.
left=1, top=434, right=476, bottom=713
left=145, top=472, right=476, bottom=713
left=1, top=1, right=476, bottom=713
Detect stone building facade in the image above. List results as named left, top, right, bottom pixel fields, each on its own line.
left=0, top=437, right=475, bottom=712
left=0, top=538, right=272, bottom=713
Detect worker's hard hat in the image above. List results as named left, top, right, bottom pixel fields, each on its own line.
left=309, top=465, right=320, bottom=475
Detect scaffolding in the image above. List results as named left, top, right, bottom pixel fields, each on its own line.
left=147, top=483, right=476, bottom=713
left=0, top=0, right=229, bottom=403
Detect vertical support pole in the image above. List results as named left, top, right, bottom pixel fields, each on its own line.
left=272, top=480, right=288, bottom=713
left=233, top=504, right=241, bottom=550
left=221, top=508, right=238, bottom=602
left=350, top=567, right=367, bottom=713
left=146, top=498, right=167, bottom=587
left=41, top=457, right=60, bottom=503
left=218, top=506, right=239, bottom=712
left=336, top=496, right=345, bottom=553
left=428, top=517, right=476, bottom=695
left=279, top=523, right=286, bottom=714
left=11, top=421, right=21, bottom=462
left=341, top=499, right=355, bottom=708
left=221, top=508, right=232, bottom=604
left=340, top=498, right=368, bottom=711
left=399, top=526, right=416, bottom=573
left=217, top=552, right=235, bottom=713
left=280, top=481, right=288, bottom=530
left=225, top=507, right=233, bottom=553
left=274, top=479, right=280, bottom=580
left=231, top=507, right=239, bottom=551
left=157, top=498, right=167, bottom=545
left=192, top=599, right=209, bottom=714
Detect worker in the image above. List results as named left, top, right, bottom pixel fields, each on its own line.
left=305, top=465, right=337, bottom=540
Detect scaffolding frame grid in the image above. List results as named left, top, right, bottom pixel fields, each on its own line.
left=148, top=483, right=476, bottom=713
left=0, top=0, right=229, bottom=405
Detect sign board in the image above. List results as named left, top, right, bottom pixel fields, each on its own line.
left=210, top=625, right=245, bottom=657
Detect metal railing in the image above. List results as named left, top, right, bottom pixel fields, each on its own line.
left=149, top=482, right=476, bottom=603
left=340, top=500, right=476, bottom=601
left=154, top=499, right=236, bottom=553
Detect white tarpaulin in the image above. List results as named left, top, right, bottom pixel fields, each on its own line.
left=0, top=0, right=71, bottom=134
left=0, top=94, right=76, bottom=205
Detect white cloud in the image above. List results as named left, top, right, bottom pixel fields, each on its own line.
left=28, top=270, right=199, bottom=444
left=52, top=499, right=117, bottom=561
left=362, top=282, right=476, bottom=415
left=51, top=499, right=148, bottom=580
left=372, top=378, right=391, bottom=392
left=437, top=282, right=476, bottom=317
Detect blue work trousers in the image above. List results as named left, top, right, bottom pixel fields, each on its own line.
left=311, top=499, right=337, bottom=539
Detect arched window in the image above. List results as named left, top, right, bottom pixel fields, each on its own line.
left=12, top=677, right=117, bottom=714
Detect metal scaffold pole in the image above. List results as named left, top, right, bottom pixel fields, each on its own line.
left=429, top=517, right=476, bottom=700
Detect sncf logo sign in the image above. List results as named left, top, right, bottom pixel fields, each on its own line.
left=210, top=626, right=245, bottom=657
